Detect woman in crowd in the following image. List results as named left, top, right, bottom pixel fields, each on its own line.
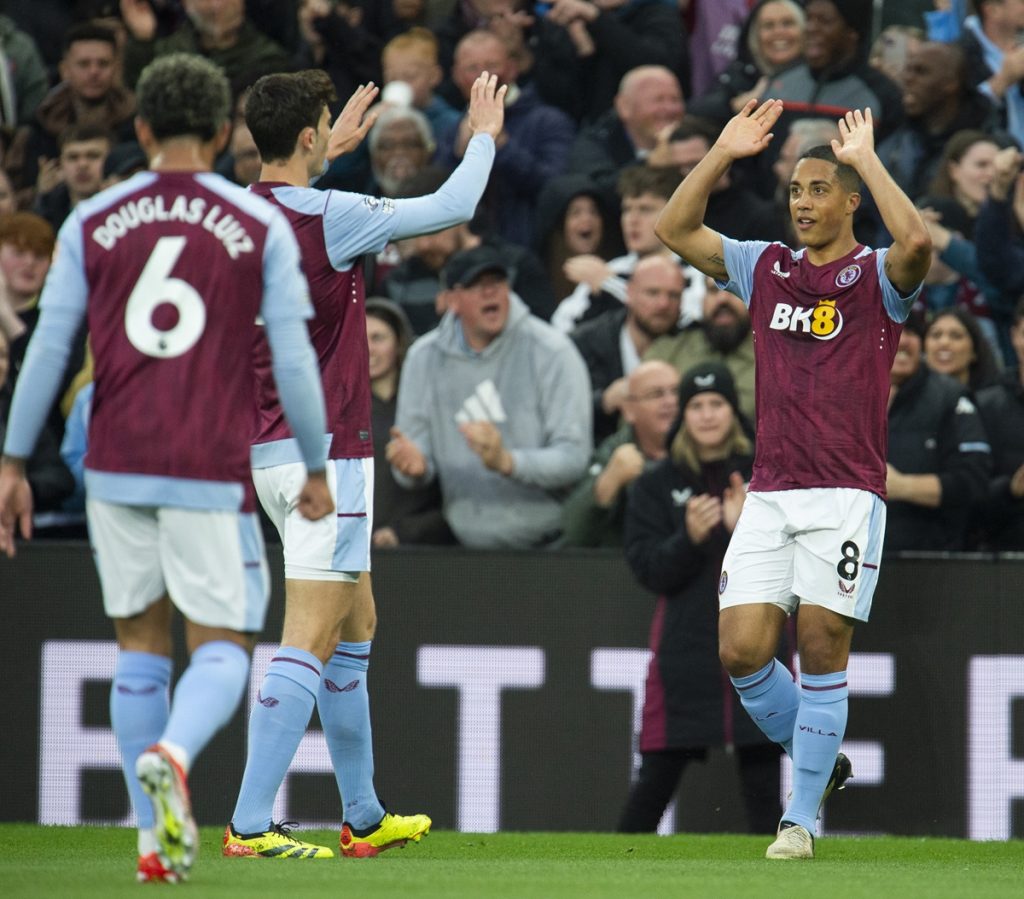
left=618, top=362, right=781, bottom=834
left=366, top=297, right=453, bottom=548
left=924, top=307, right=1002, bottom=394
left=926, top=131, right=1004, bottom=238
left=688, top=0, right=805, bottom=126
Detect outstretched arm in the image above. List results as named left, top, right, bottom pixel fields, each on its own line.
left=655, top=98, right=783, bottom=280
left=831, top=109, right=930, bottom=294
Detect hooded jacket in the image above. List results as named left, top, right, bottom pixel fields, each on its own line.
left=393, top=292, right=592, bottom=547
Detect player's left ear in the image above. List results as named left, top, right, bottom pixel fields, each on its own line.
left=847, top=191, right=862, bottom=214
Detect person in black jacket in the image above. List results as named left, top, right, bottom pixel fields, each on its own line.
left=886, top=312, right=992, bottom=553
left=618, top=362, right=781, bottom=834
left=974, top=297, right=1024, bottom=550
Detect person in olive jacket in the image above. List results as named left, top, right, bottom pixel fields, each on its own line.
left=618, top=361, right=782, bottom=834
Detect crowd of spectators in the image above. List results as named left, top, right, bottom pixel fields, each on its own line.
left=0, top=0, right=1022, bottom=558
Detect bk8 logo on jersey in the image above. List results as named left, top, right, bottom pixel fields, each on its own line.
left=769, top=298, right=843, bottom=340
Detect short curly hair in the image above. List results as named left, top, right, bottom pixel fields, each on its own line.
left=136, top=53, right=231, bottom=142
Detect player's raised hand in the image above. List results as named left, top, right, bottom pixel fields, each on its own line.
left=296, top=470, right=334, bottom=521
left=327, top=83, right=381, bottom=162
left=714, top=98, right=783, bottom=161
left=0, top=459, right=33, bottom=558
left=467, top=72, right=508, bottom=140
left=831, top=108, right=876, bottom=170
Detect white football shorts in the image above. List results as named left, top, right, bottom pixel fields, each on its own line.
left=252, top=457, right=373, bottom=582
left=87, top=499, right=270, bottom=630
left=718, top=487, right=886, bottom=622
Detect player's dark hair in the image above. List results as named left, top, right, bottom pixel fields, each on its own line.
left=136, top=53, right=231, bottom=142
left=244, top=70, right=338, bottom=164
left=62, top=22, right=117, bottom=56
left=797, top=145, right=861, bottom=193
left=617, top=164, right=681, bottom=201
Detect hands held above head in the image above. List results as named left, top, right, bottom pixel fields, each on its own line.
left=459, top=421, right=514, bottom=475
left=830, top=108, right=877, bottom=172
left=714, top=98, right=784, bottom=162
left=296, top=470, right=334, bottom=521
left=327, top=83, right=380, bottom=162
left=467, top=72, right=508, bottom=140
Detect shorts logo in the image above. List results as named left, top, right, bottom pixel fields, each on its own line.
left=769, top=299, right=843, bottom=340
left=838, top=580, right=855, bottom=595
left=835, top=264, right=861, bottom=287
left=719, top=570, right=728, bottom=595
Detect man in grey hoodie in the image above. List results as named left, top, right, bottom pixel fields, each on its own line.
left=388, top=245, right=592, bottom=548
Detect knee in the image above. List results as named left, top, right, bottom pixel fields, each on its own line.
left=719, top=636, right=769, bottom=678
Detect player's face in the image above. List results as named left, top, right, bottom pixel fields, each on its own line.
left=621, top=192, right=667, bottom=255
left=0, top=244, right=51, bottom=299
left=755, top=1, right=805, bottom=70
left=684, top=393, right=734, bottom=454
left=564, top=195, right=603, bottom=255
left=60, top=138, right=109, bottom=199
left=308, top=106, right=332, bottom=177
left=61, top=40, right=116, bottom=101
left=890, top=327, right=921, bottom=386
left=924, top=314, right=975, bottom=385
left=624, top=366, right=679, bottom=440
left=788, top=158, right=856, bottom=249
left=367, top=316, right=399, bottom=381
left=627, top=261, right=683, bottom=338
left=949, top=140, right=998, bottom=209
left=451, top=272, right=511, bottom=348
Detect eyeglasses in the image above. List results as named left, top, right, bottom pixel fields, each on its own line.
left=629, top=386, right=678, bottom=403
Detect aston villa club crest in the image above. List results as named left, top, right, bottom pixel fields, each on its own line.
left=719, top=571, right=728, bottom=595
left=835, top=264, right=861, bottom=287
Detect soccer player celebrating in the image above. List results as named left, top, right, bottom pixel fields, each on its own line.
left=222, top=70, right=505, bottom=859
left=0, top=54, right=333, bottom=882
left=655, top=102, right=931, bottom=859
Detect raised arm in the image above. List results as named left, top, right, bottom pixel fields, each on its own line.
left=655, top=99, right=783, bottom=280
left=831, top=109, right=931, bottom=295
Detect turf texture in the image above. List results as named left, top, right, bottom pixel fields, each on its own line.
left=1, top=825, right=1021, bottom=898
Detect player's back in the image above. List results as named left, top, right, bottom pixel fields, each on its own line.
left=249, top=183, right=372, bottom=461
left=746, top=243, right=903, bottom=497
left=78, top=170, right=274, bottom=499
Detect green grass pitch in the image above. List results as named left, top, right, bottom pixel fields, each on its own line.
left=2, top=825, right=1022, bottom=898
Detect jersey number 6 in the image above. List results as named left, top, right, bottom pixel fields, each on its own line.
left=125, top=236, right=206, bottom=359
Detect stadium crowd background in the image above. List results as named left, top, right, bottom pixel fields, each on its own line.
left=0, top=0, right=1022, bottom=556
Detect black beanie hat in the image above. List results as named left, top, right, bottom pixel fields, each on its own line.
left=825, top=0, right=873, bottom=36
left=676, top=361, right=741, bottom=416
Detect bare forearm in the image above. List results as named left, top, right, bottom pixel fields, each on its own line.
left=656, top=146, right=731, bottom=247
left=858, top=155, right=930, bottom=254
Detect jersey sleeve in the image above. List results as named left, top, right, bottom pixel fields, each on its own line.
left=874, top=247, right=922, bottom=322
left=2, top=215, right=89, bottom=459
left=719, top=236, right=772, bottom=306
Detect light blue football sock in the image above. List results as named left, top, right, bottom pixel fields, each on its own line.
left=231, top=646, right=322, bottom=834
left=318, top=641, right=385, bottom=830
left=161, top=640, right=250, bottom=770
left=110, top=651, right=172, bottom=829
left=731, top=658, right=799, bottom=757
left=783, top=671, right=849, bottom=832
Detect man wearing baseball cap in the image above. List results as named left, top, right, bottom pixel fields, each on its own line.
left=387, top=244, right=593, bottom=548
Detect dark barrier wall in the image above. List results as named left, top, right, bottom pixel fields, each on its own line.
left=2, top=544, right=1023, bottom=839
